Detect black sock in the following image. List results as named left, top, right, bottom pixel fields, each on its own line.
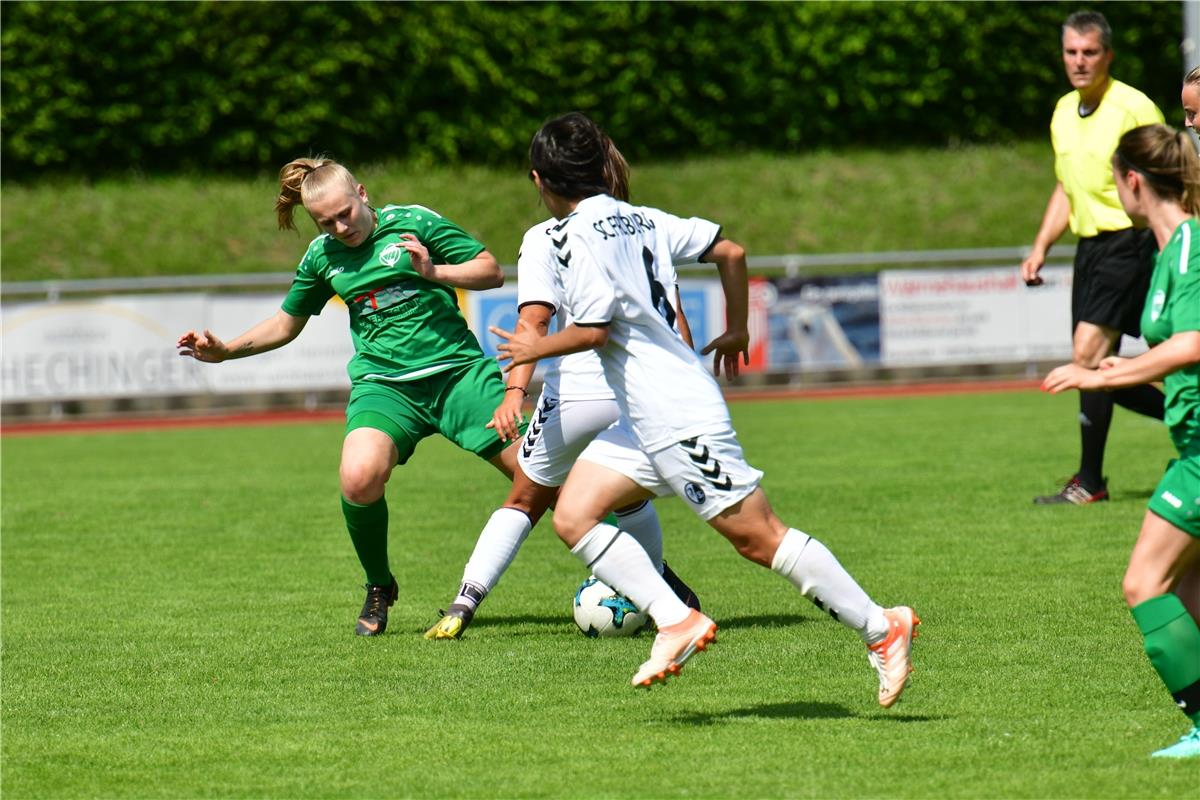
left=1112, top=384, right=1165, bottom=420
left=1078, top=391, right=1114, bottom=489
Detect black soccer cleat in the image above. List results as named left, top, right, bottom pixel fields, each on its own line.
left=1033, top=475, right=1109, bottom=505
left=356, top=577, right=399, bottom=636
left=661, top=561, right=701, bottom=611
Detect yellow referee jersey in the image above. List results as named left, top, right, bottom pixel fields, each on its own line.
left=1051, top=78, right=1163, bottom=238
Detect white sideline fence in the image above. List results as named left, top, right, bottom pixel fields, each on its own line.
left=0, top=246, right=1074, bottom=301
left=3, top=246, right=1111, bottom=417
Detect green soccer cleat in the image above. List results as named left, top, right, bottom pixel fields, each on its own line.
left=1151, top=726, right=1200, bottom=759
left=423, top=604, right=474, bottom=640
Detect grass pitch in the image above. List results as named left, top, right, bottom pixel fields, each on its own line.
left=3, top=388, right=1196, bottom=798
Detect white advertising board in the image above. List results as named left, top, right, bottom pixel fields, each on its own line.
left=880, top=266, right=1075, bottom=365
left=1, top=293, right=353, bottom=401
left=2, top=268, right=1148, bottom=404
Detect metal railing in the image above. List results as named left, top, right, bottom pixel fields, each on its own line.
left=0, top=245, right=1077, bottom=301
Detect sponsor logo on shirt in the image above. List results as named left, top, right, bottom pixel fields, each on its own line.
left=349, top=280, right=423, bottom=325
left=1161, top=490, right=1183, bottom=509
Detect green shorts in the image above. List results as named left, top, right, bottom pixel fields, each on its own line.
left=1147, top=454, right=1200, bottom=538
left=345, top=358, right=514, bottom=465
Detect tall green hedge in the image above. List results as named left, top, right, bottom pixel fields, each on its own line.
left=0, top=1, right=1182, bottom=178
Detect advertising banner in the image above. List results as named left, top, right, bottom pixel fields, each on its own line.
left=3, top=267, right=1145, bottom=404
left=879, top=267, right=1074, bottom=365
left=1, top=293, right=353, bottom=401
left=745, top=274, right=882, bottom=373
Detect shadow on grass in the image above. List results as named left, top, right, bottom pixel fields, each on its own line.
left=712, top=613, right=811, bottom=630
left=466, top=614, right=569, bottom=629
left=1111, top=487, right=1154, bottom=501
left=670, top=701, right=942, bottom=726
left=430, top=612, right=812, bottom=632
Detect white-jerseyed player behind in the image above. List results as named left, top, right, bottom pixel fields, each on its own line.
left=492, top=112, right=920, bottom=703
left=423, top=131, right=700, bottom=639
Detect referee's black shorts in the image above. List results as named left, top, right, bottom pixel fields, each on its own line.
left=1071, top=227, right=1157, bottom=337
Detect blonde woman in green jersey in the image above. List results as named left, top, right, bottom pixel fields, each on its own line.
left=178, top=157, right=520, bottom=637
left=1044, top=124, right=1200, bottom=759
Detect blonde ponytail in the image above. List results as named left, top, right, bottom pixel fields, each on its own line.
left=274, top=156, right=360, bottom=230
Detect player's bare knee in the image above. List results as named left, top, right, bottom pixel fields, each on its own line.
left=504, top=482, right=553, bottom=525
left=339, top=462, right=388, bottom=504
left=551, top=506, right=588, bottom=546
left=1122, top=568, right=1168, bottom=608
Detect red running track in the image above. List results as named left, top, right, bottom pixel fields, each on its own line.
left=1, top=379, right=1042, bottom=437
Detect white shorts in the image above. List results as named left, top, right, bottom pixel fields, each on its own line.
left=577, top=421, right=763, bottom=520
left=518, top=393, right=621, bottom=487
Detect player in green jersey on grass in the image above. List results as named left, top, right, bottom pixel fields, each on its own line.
left=177, top=157, right=520, bottom=636
left=1043, top=124, right=1200, bottom=759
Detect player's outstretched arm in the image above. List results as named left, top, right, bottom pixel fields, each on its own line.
left=1042, top=331, right=1200, bottom=393
left=400, top=234, right=503, bottom=290
left=491, top=320, right=607, bottom=371
left=177, top=309, right=309, bottom=363
left=699, top=237, right=751, bottom=379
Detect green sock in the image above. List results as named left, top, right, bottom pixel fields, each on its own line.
left=1131, top=594, right=1200, bottom=724
left=341, top=496, right=392, bottom=586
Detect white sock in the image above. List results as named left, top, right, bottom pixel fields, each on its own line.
left=570, top=523, right=690, bottom=628
left=614, top=501, right=664, bottom=572
left=456, top=508, right=533, bottom=610
left=771, top=528, right=889, bottom=643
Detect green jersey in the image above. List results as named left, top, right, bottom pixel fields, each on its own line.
left=1141, top=218, right=1200, bottom=455
left=282, top=204, right=489, bottom=384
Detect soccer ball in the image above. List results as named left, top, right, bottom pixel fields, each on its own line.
left=572, top=576, right=649, bottom=638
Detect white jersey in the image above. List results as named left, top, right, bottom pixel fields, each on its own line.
left=551, top=194, right=726, bottom=452
left=517, top=219, right=613, bottom=400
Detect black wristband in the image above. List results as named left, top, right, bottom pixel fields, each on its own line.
left=505, top=386, right=529, bottom=397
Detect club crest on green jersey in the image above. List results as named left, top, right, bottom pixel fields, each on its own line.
left=379, top=242, right=405, bottom=267
left=1150, top=289, right=1165, bottom=321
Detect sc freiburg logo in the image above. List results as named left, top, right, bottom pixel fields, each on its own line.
left=684, top=482, right=707, bottom=505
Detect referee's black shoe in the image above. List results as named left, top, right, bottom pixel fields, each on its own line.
left=662, top=561, right=702, bottom=611
left=356, top=576, right=399, bottom=636
left=1034, top=475, right=1109, bottom=505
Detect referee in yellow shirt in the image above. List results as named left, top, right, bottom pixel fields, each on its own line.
left=1021, top=10, right=1165, bottom=505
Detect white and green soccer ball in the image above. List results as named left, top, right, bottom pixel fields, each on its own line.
left=572, top=576, right=648, bottom=638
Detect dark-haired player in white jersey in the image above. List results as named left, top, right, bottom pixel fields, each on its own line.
left=492, top=112, right=919, bottom=704
left=424, top=125, right=699, bottom=639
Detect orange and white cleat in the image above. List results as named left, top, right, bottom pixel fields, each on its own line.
left=631, top=609, right=717, bottom=688
left=867, top=606, right=920, bottom=708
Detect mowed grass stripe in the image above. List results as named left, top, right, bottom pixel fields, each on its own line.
left=2, top=390, right=1192, bottom=798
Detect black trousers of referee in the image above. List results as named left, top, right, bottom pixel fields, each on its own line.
left=1072, top=228, right=1165, bottom=491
